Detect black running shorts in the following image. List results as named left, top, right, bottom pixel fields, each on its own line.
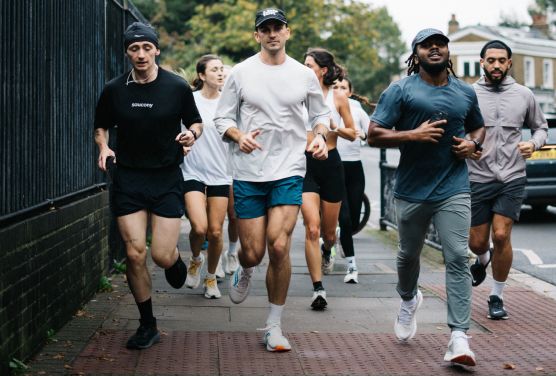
left=111, top=165, right=185, bottom=218
left=303, top=148, right=345, bottom=203
left=470, top=177, right=526, bottom=226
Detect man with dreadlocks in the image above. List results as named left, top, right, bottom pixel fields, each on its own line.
left=367, top=28, right=485, bottom=366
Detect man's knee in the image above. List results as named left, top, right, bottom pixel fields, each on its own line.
left=268, top=239, right=289, bottom=265
left=239, top=249, right=263, bottom=268
left=151, top=248, right=177, bottom=269
left=126, top=245, right=148, bottom=266
left=491, top=228, right=510, bottom=248
left=469, top=237, right=489, bottom=254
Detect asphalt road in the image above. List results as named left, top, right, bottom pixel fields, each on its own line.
left=360, top=145, right=556, bottom=285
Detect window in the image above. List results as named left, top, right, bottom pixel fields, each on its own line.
left=543, top=59, right=553, bottom=89
left=458, top=57, right=481, bottom=77
left=464, top=62, right=470, bottom=77
left=524, top=57, right=535, bottom=87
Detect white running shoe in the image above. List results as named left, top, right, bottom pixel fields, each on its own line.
left=336, top=227, right=345, bottom=258
left=310, top=289, right=328, bottom=310
left=185, top=254, right=205, bottom=289
left=394, top=289, right=423, bottom=341
left=229, top=266, right=252, bottom=304
left=215, top=255, right=225, bottom=279
left=224, top=251, right=239, bottom=275
left=203, top=277, right=222, bottom=299
left=260, top=322, right=291, bottom=352
left=344, top=267, right=358, bottom=284
left=444, top=331, right=476, bottom=366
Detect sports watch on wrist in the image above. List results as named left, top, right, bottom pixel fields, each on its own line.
left=189, top=128, right=198, bottom=140
left=472, top=139, right=482, bottom=152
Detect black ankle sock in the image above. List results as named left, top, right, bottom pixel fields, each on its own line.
left=137, top=298, right=155, bottom=326
left=313, top=281, right=324, bottom=291
left=165, top=253, right=187, bottom=289
left=321, top=244, right=331, bottom=257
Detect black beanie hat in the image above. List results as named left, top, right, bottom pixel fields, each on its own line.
left=124, top=22, right=159, bottom=50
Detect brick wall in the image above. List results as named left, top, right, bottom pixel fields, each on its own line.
left=0, top=191, right=112, bottom=374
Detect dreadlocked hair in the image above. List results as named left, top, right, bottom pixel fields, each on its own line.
left=405, top=53, right=457, bottom=77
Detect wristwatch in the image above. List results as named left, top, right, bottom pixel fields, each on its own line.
left=472, top=139, right=482, bottom=152
left=317, top=132, right=327, bottom=142
left=189, top=128, right=198, bottom=140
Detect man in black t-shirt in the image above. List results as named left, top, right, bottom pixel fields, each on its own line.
left=94, top=22, right=202, bottom=350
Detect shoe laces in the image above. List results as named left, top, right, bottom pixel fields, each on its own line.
left=204, top=278, right=217, bottom=289
left=189, top=257, right=202, bottom=275
left=257, top=321, right=281, bottom=333
left=236, top=269, right=251, bottom=288
left=398, top=300, right=417, bottom=326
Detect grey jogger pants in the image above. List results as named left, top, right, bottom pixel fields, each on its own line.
left=395, top=193, right=472, bottom=331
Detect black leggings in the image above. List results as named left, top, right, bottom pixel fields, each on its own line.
left=338, top=161, right=365, bottom=257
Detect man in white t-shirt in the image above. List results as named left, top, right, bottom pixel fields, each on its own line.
left=214, top=8, right=331, bottom=352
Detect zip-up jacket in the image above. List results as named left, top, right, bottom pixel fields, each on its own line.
left=467, top=76, right=548, bottom=183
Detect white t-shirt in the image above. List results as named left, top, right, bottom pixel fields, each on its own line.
left=214, top=53, right=331, bottom=182
left=180, top=91, right=232, bottom=185
left=336, top=99, right=369, bottom=161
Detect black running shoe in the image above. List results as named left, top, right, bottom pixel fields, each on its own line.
left=470, top=249, right=491, bottom=287
left=311, top=289, right=328, bottom=310
left=487, top=295, right=508, bottom=320
left=126, top=321, right=160, bottom=349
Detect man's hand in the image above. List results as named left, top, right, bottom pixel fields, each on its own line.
left=182, top=146, right=192, bottom=156
left=238, top=129, right=263, bottom=154
left=518, top=141, right=535, bottom=159
left=175, top=130, right=196, bottom=147
left=97, top=148, right=116, bottom=171
left=452, top=136, right=476, bottom=159
left=411, top=119, right=446, bottom=143
left=307, top=134, right=328, bottom=160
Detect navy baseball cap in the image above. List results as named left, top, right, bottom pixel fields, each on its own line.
left=411, top=28, right=449, bottom=51
left=255, top=8, right=288, bottom=28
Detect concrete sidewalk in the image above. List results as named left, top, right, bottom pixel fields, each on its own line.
left=27, top=217, right=556, bottom=375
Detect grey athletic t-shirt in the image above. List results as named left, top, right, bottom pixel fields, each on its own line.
left=371, top=74, right=484, bottom=203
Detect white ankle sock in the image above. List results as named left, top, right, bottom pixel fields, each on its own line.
left=193, top=255, right=203, bottom=262
left=228, top=242, right=238, bottom=255
left=490, top=280, right=506, bottom=298
left=267, top=303, right=284, bottom=324
left=243, top=266, right=254, bottom=275
left=346, top=256, right=357, bottom=270
left=478, top=251, right=490, bottom=266
left=402, top=296, right=417, bottom=308
left=206, top=272, right=215, bottom=280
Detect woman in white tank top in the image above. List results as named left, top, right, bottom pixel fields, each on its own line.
left=301, top=48, right=356, bottom=310
left=333, top=77, right=373, bottom=284
left=180, top=55, right=230, bottom=299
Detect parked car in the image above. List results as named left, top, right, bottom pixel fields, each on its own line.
left=521, top=113, right=556, bottom=212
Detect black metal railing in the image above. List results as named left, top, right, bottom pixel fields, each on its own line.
left=0, top=0, right=146, bottom=225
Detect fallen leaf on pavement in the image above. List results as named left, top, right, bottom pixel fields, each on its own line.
left=52, top=353, right=65, bottom=360
left=536, top=367, right=544, bottom=371
left=64, top=364, right=72, bottom=369
left=503, top=363, right=516, bottom=370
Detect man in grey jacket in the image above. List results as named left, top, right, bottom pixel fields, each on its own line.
left=467, top=40, right=548, bottom=320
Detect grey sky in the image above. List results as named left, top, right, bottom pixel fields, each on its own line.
left=368, top=0, right=533, bottom=49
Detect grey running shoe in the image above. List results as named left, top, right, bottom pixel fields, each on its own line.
left=126, top=321, right=160, bottom=349
left=229, top=266, right=252, bottom=304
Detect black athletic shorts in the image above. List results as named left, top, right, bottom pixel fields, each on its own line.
left=111, top=165, right=185, bottom=218
left=303, top=148, right=345, bottom=203
left=182, top=179, right=230, bottom=198
left=470, top=177, right=526, bottom=226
